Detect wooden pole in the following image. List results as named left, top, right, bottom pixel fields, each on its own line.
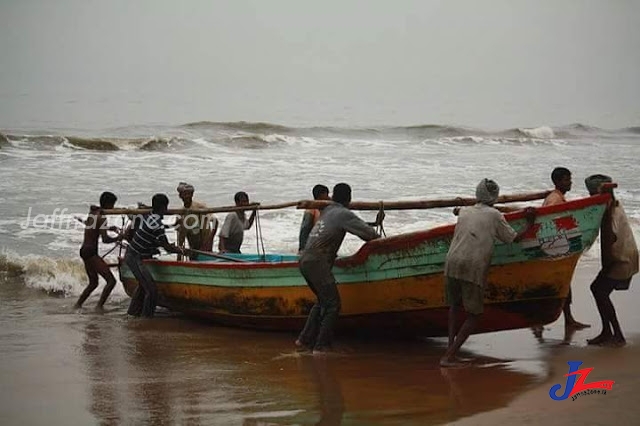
left=99, top=190, right=550, bottom=215
left=297, top=190, right=551, bottom=211
left=101, top=201, right=299, bottom=216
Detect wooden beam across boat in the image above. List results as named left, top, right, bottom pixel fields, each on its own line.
left=297, top=190, right=551, bottom=211
left=99, top=190, right=550, bottom=215
left=100, top=201, right=299, bottom=216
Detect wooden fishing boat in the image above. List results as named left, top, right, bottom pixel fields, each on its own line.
left=117, top=193, right=610, bottom=337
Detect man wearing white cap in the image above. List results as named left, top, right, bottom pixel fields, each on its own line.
left=441, top=179, right=537, bottom=367
left=176, top=182, right=218, bottom=259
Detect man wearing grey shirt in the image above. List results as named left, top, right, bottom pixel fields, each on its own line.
left=296, top=183, right=384, bottom=355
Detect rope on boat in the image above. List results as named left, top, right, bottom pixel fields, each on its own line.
left=255, top=208, right=267, bottom=261
left=101, top=241, right=124, bottom=259
left=377, top=201, right=387, bottom=238
left=118, top=216, right=125, bottom=259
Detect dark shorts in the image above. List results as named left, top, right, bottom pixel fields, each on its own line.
left=594, top=271, right=632, bottom=291
left=445, top=276, right=484, bottom=315
left=80, top=246, right=98, bottom=260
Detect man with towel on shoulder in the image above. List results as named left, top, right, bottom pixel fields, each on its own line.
left=585, top=174, right=638, bottom=347
left=441, top=179, right=537, bottom=368
left=176, top=182, right=218, bottom=259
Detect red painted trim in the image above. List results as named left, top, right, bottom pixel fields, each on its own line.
left=143, top=194, right=610, bottom=271
left=339, top=193, right=609, bottom=267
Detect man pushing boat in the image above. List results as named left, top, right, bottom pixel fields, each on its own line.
left=125, top=194, right=185, bottom=318
left=295, top=183, right=384, bottom=355
left=441, top=179, right=537, bottom=367
left=74, top=191, right=124, bottom=310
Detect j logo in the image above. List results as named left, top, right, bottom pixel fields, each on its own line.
left=549, top=361, right=615, bottom=401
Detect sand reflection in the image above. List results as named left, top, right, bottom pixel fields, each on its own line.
left=80, top=314, right=544, bottom=425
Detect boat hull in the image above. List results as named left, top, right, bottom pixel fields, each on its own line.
left=119, top=194, right=608, bottom=337
left=121, top=254, right=576, bottom=336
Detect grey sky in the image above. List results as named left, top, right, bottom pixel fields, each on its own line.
left=1, top=0, right=639, bottom=129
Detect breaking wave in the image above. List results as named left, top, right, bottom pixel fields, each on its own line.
left=516, top=126, right=555, bottom=139
left=182, top=120, right=294, bottom=134
left=2, top=121, right=638, bottom=153
left=0, top=250, right=127, bottom=299
left=0, top=134, right=182, bottom=152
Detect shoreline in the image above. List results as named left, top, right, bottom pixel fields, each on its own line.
left=450, top=339, right=640, bottom=426
left=450, top=263, right=640, bottom=425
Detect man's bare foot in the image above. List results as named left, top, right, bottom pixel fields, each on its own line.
left=532, top=326, right=544, bottom=340
left=440, top=357, right=471, bottom=368
left=587, top=333, right=613, bottom=346
left=294, top=339, right=312, bottom=352
left=567, top=320, right=590, bottom=330
left=605, top=336, right=626, bottom=348
left=94, top=305, right=105, bottom=313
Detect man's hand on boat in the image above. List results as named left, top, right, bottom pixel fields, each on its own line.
left=512, top=207, right=537, bottom=242
left=523, top=206, right=537, bottom=224
left=160, top=240, right=186, bottom=257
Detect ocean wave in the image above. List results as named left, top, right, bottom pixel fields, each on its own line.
left=1, top=250, right=88, bottom=296
left=181, top=120, right=294, bottom=134
left=1, top=134, right=179, bottom=152
left=0, top=250, right=127, bottom=299
left=66, top=136, right=181, bottom=151
left=65, top=136, right=121, bottom=151
left=227, top=134, right=273, bottom=148
left=516, top=126, right=555, bottom=139
left=139, top=137, right=174, bottom=151
left=561, top=123, right=603, bottom=133
left=4, top=134, right=67, bottom=149
left=622, top=126, right=640, bottom=134
left=399, top=124, right=481, bottom=138
left=3, top=121, right=639, bottom=154
left=429, top=135, right=568, bottom=147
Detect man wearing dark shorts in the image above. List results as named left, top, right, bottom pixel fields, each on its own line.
left=295, top=183, right=383, bottom=355
left=441, top=179, right=536, bottom=367
left=125, top=193, right=184, bottom=318
left=75, top=192, right=123, bottom=310
left=585, top=175, right=638, bottom=347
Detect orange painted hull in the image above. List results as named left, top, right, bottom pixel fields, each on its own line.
left=121, top=254, right=577, bottom=336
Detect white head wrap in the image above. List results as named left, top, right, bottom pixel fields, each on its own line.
left=476, top=178, right=500, bottom=205
left=177, top=182, right=195, bottom=194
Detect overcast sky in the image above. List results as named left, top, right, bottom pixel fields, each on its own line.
left=1, top=0, right=638, bottom=129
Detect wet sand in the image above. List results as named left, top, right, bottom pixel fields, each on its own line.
left=451, top=341, right=640, bottom=426
left=1, top=261, right=639, bottom=425
left=452, top=265, right=640, bottom=426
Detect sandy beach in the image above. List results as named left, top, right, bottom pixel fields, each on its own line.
left=451, top=265, right=640, bottom=426
left=451, top=342, right=640, bottom=426
left=2, top=257, right=638, bottom=425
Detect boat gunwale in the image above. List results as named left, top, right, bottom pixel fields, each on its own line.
left=141, top=193, right=610, bottom=271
